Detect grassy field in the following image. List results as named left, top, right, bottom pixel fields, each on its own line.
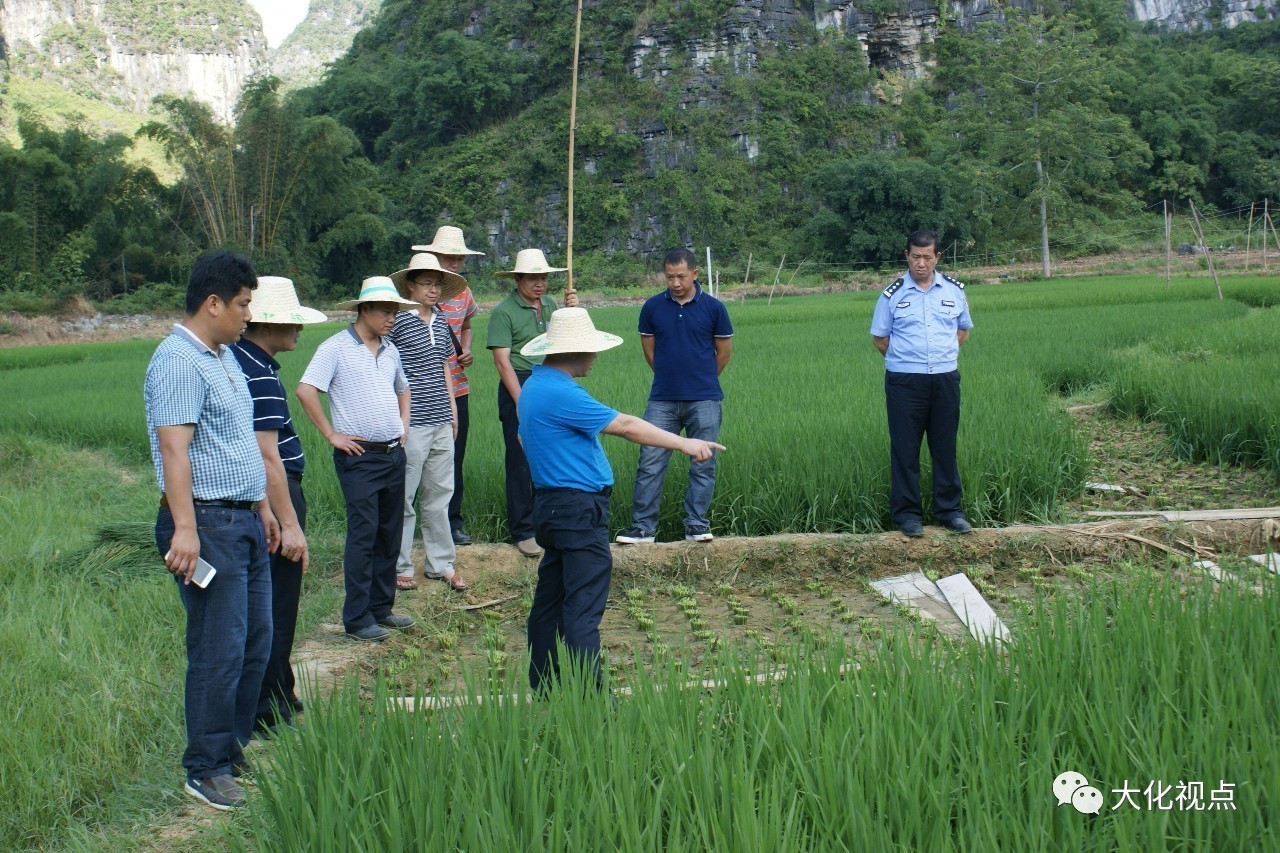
left=0, top=272, right=1277, bottom=847
left=241, top=570, right=1280, bottom=850
left=2, top=273, right=1276, bottom=541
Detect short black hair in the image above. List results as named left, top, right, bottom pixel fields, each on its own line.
left=663, top=247, right=698, bottom=270
left=906, top=230, right=941, bottom=253
left=185, top=250, right=257, bottom=315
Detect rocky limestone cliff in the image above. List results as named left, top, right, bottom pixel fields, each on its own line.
left=0, top=0, right=268, bottom=121
left=271, top=0, right=378, bottom=88
left=626, top=0, right=1279, bottom=87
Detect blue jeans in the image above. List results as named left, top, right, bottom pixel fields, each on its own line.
left=156, top=505, right=272, bottom=781
left=629, top=399, right=722, bottom=535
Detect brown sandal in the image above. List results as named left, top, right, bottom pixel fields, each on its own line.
left=396, top=576, right=418, bottom=590
left=448, top=573, right=469, bottom=591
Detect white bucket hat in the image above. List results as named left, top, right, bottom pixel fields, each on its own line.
left=250, top=276, right=328, bottom=324
left=411, top=225, right=485, bottom=256
left=520, top=307, right=623, bottom=357
left=389, top=254, right=468, bottom=301
left=494, top=248, right=568, bottom=279
left=336, top=276, right=420, bottom=310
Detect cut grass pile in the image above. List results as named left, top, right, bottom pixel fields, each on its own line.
left=241, top=570, right=1280, bottom=849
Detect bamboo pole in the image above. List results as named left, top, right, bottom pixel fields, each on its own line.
left=705, top=247, right=713, bottom=296
left=1188, top=199, right=1222, bottom=300
left=1245, top=202, right=1255, bottom=272
left=1164, top=199, right=1171, bottom=290
left=1265, top=209, right=1279, bottom=272
left=564, top=0, right=583, bottom=299
left=767, top=255, right=786, bottom=306
left=743, top=253, right=752, bottom=285
left=1265, top=199, right=1271, bottom=272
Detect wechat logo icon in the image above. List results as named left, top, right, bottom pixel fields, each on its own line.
left=1054, top=771, right=1104, bottom=815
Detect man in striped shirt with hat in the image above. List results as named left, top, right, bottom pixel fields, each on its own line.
left=412, top=225, right=485, bottom=546
left=231, top=276, right=326, bottom=734
left=388, top=254, right=469, bottom=591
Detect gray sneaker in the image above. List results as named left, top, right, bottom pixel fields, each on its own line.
left=346, top=623, right=392, bottom=642
left=185, top=774, right=245, bottom=810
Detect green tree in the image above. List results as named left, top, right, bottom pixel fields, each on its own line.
left=145, top=80, right=386, bottom=299
left=799, top=153, right=962, bottom=264
left=935, top=13, right=1150, bottom=275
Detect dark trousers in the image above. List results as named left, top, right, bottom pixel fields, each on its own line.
left=448, top=393, right=470, bottom=531
left=527, top=489, right=613, bottom=692
left=156, top=505, right=271, bottom=780
left=334, top=446, right=405, bottom=632
left=885, top=370, right=963, bottom=524
left=498, top=371, right=535, bottom=541
left=256, top=475, right=305, bottom=731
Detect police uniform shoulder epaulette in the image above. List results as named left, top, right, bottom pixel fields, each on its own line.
left=940, top=273, right=965, bottom=290
left=882, top=278, right=905, bottom=298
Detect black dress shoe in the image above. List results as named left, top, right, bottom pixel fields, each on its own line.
left=899, top=520, right=925, bottom=538
left=377, top=613, right=416, bottom=630
left=451, top=528, right=473, bottom=546
left=943, top=516, right=973, bottom=534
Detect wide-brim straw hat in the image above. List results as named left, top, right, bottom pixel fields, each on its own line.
left=336, top=276, right=420, bottom=310
left=250, top=276, right=328, bottom=324
left=389, top=254, right=468, bottom=301
left=494, top=248, right=568, bottom=279
left=411, top=225, right=485, bottom=256
left=520, top=307, right=623, bottom=357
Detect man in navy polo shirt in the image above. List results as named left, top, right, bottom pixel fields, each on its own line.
left=518, top=307, right=725, bottom=691
left=231, top=276, right=326, bottom=734
left=870, top=229, right=975, bottom=539
left=616, top=247, right=733, bottom=545
left=145, top=249, right=271, bottom=811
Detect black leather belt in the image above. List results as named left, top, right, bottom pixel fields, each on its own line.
left=536, top=486, right=612, bottom=497
left=161, top=494, right=260, bottom=511
left=356, top=439, right=401, bottom=453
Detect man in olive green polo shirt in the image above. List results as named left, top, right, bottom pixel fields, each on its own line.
left=486, top=249, right=578, bottom=557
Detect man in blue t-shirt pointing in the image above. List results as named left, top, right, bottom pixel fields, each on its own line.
left=616, top=248, right=733, bottom=545
left=518, top=307, right=724, bottom=691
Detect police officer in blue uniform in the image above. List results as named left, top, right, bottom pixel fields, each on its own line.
left=870, top=230, right=974, bottom=538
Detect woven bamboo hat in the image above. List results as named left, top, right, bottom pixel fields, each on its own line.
left=390, top=254, right=467, bottom=301
left=250, top=276, right=328, bottom=324
left=520, top=308, right=623, bottom=357
left=494, top=248, right=567, bottom=279
left=411, top=225, right=485, bottom=256
left=336, top=276, right=420, bottom=310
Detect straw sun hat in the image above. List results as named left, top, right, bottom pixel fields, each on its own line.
left=494, top=248, right=567, bottom=279
left=520, top=307, right=623, bottom=357
left=389, top=254, right=468, bottom=301
left=336, top=276, right=420, bottom=310
left=411, top=225, right=485, bottom=256
left=250, top=276, right=328, bottom=324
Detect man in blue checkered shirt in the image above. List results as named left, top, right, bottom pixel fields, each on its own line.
left=144, top=250, right=274, bottom=812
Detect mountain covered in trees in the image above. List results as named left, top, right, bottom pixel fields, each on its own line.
left=1, top=0, right=1278, bottom=309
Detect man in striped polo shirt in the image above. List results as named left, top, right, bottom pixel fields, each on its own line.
left=389, top=254, right=468, bottom=591
left=231, top=276, right=326, bottom=734
left=412, top=225, right=484, bottom=546
left=145, top=249, right=271, bottom=811
left=297, top=277, right=419, bottom=642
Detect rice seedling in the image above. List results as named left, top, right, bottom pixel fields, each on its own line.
left=239, top=570, right=1280, bottom=850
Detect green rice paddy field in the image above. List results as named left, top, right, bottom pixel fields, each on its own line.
left=1, top=273, right=1278, bottom=848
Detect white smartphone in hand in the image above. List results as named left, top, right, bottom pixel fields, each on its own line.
left=192, top=557, right=218, bottom=589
